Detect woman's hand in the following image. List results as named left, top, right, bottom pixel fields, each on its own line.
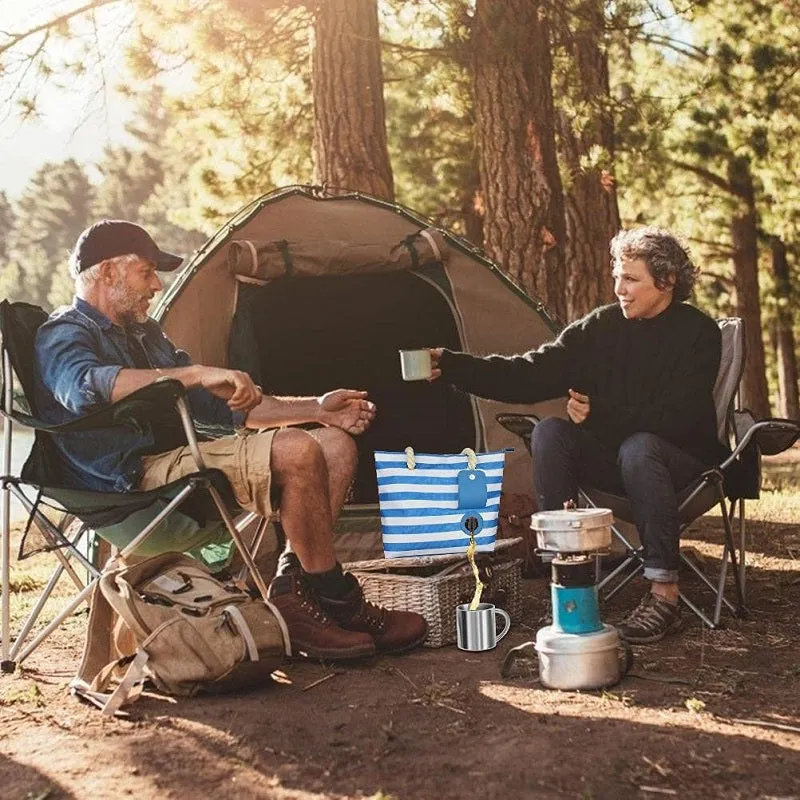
left=428, top=348, right=444, bottom=381
left=567, top=388, right=590, bottom=424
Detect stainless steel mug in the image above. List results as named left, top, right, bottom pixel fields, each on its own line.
left=399, top=349, right=432, bottom=381
left=456, top=603, right=511, bottom=651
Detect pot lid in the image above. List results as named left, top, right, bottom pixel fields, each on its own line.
left=531, top=508, right=613, bottom=532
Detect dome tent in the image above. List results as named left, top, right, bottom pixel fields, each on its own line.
left=155, top=186, right=564, bottom=554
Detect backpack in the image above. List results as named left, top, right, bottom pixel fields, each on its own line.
left=71, top=552, right=291, bottom=715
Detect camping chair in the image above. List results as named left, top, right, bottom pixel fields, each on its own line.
left=497, top=317, right=800, bottom=629
left=1, top=300, right=271, bottom=672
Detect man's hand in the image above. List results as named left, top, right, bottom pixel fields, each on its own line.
left=198, top=367, right=263, bottom=412
left=318, top=389, right=377, bottom=435
left=567, top=388, right=590, bottom=424
left=428, top=348, right=443, bottom=381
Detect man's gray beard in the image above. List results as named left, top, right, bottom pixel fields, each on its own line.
left=110, top=282, right=149, bottom=325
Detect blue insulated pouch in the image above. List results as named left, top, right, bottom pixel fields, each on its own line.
left=374, top=448, right=507, bottom=558
left=457, top=469, right=488, bottom=509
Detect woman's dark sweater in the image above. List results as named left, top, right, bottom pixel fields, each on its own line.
left=440, top=301, right=723, bottom=466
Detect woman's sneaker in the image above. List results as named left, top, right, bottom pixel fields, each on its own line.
left=617, top=593, right=682, bottom=644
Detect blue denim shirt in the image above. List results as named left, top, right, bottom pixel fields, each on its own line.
left=34, top=297, right=243, bottom=492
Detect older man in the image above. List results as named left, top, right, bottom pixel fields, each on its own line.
left=429, top=227, right=724, bottom=643
left=34, top=219, right=427, bottom=660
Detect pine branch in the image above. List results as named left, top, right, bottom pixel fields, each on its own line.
left=688, top=237, right=735, bottom=254
left=0, top=0, right=122, bottom=57
left=699, top=270, right=735, bottom=287
left=640, top=33, right=708, bottom=63
left=668, top=160, right=736, bottom=196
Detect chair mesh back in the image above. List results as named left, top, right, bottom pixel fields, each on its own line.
left=0, top=300, right=49, bottom=417
left=712, top=318, right=745, bottom=444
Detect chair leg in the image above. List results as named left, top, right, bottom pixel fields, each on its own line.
left=206, top=483, right=270, bottom=600
left=717, top=494, right=746, bottom=621
left=737, top=499, right=746, bottom=607
left=678, top=589, right=716, bottom=629
left=679, top=547, right=737, bottom=617
left=9, top=525, right=95, bottom=663
left=2, top=365, right=13, bottom=667
left=235, top=513, right=268, bottom=583
left=14, top=579, right=96, bottom=665
left=14, top=482, right=205, bottom=666
left=601, top=558, right=644, bottom=600
left=1, top=484, right=11, bottom=670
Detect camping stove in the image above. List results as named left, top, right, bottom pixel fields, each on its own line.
left=502, top=508, right=630, bottom=690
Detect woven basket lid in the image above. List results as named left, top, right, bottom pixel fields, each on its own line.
left=344, top=537, right=523, bottom=573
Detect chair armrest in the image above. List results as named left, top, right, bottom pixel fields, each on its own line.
left=496, top=413, right=540, bottom=455
left=721, top=417, right=800, bottom=469
left=7, top=377, right=188, bottom=435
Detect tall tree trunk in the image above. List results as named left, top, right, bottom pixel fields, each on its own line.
left=771, top=236, right=799, bottom=419
left=728, top=157, right=770, bottom=419
left=460, top=165, right=484, bottom=247
left=473, top=0, right=567, bottom=322
left=555, top=0, right=620, bottom=322
left=311, top=0, right=394, bottom=200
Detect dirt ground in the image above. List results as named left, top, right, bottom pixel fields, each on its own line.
left=2, top=485, right=799, bottom=798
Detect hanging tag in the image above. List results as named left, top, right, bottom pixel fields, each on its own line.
left=457, top=469, right=488, bottom=509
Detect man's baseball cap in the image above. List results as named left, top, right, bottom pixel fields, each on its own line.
left=71, top=220, right=183, bottom=273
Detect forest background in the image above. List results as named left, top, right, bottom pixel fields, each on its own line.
left=0, top=0, right=798, bottom=422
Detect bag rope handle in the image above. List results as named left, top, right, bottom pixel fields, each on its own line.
left=460, top=447, right=478, bottom=470
left=405, top=447, right=478, bottom=470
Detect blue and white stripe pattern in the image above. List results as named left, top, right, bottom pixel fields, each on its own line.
left=374, top=450, right=507, bottom=558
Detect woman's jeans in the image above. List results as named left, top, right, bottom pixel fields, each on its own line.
left=531, top=417, right=707, bottom=583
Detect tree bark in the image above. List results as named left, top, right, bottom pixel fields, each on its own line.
left=771, top=236, right=799, bottom=419
left=473, top=0, right=567, bottom=322
left=555, top=0, right=620, bottom=322
left=311, top=0, right=394, bottom=200
left=728, top=157, right=770, bottom=419
left=460, top=165, right=484, bottom=248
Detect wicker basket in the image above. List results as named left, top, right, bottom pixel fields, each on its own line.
left=345, top=540, right=524, bottom=648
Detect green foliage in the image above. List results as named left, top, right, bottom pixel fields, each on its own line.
left=382, top=1, right=477, bottom=235
left=124, top=0, right=314, bottom=231
left=0, top=192, right=14, bottom=262
left=6, top=159, right=93, bottom=309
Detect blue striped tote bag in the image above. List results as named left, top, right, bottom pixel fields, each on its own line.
left=374, top=447, right=507, bottom=558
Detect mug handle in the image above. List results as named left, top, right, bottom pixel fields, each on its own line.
left=494, top=608, right=511, bottom=642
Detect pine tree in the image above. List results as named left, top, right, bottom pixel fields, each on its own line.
left=312, top=0, right=394, bottom=199
left=473, top=0, right=567, bottom=321
left=9, top=160, right=94, bottom=309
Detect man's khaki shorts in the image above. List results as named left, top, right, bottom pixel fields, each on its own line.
left=138, top=429, right=278, bottom=519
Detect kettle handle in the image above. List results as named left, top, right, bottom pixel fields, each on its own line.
left=619, top=639, right=634, bottom=676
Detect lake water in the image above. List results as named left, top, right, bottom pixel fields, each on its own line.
left=1, top=423, right=34, bottom=521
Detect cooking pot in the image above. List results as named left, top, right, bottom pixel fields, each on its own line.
left=531, top=508, right=613, bottom=553
left=535, top=624, right=632, bottom=690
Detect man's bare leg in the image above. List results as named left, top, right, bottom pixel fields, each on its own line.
left=269, top=427, right=342, bottom=573
left=306, top=427, right=358, bottom=518
left=276, top=427, right=357, bottom=567
left=267, top=427, right=428, bottom=657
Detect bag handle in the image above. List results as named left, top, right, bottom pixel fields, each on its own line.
left=403, top=446, right=478, bottom=471
left=460, top=448, right=478, bottom=470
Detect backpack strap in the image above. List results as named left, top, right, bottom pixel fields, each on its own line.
left=223, top=605, right=259, bottom=661
left=100, top=650, right=150, bottom=716
left=70, top=651, right=147, bottom=717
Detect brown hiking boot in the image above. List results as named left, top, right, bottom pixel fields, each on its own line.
left=320, top=576, right=428, bottom=654
left=267, top=572, right=376, bottom=661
